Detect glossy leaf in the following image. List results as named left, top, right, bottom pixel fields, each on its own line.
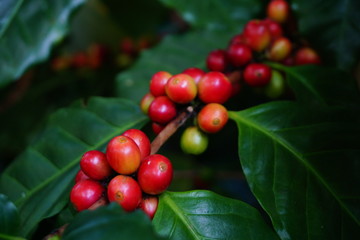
left=230, top=65, right=360, bottom=239
left=0, top=97, right=148, bottom=237
left=292, top=0, right=360, bottom=71
left=159, top=0, right=263, bottom=32
left=0, top=194, right=25, bottom=240
left=63, top=203, right=164, bottom=240
left=0, top=0, right=85, bottom=87
left=153, top=191, right=279, bottom=240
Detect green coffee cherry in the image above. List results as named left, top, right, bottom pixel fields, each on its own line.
left=264, top=69, right=285, bottom=98
left=180, top=126, right=208, bottom=155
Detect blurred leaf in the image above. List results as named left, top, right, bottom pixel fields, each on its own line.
left=0, top=97, right=148, bottom=237
left=0, top=194, right=25, bottom=240
left=292, top=0, right=360, bottom=71
left=229, top=65, right=360, bottom=239
left=153, top=191, right=279, bottom=240
left=63, top=203, right=164, bottom=240
left=159, top=0, right=264, bottom=32
left=0, top=0, right=86, bottom=88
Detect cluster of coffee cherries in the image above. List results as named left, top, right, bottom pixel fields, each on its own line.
left=140, top=68, right=232, bottom=155
left=70, top=129, right=173, bottom=219
left=206, top=0, right=321, bottom=98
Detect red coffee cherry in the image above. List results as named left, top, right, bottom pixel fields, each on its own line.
left=197, top=103, right=228, bottom=133
left=80, top=150, right=113, bottom=180
left=139, top=196, right=158, bottom=220
left=106, top=135, right=141, bottom=175
left=182, top=67, right=205, bottom=85
left=165, top=73, right=197, bottom=104
left=74, top=169, right=91, bottom=183
left=268, top=37, right=292, bottom=61
left=263, top=18, right=283, bottom=40
left=148, top=96, right=177, bottom=124
left=227, top=43, right=253, bottom=67
left=70, top=179, right=105, bottom=212
left=149, top=71, right=172, bottom=97
left=294, top=47, right=321, bottom=65
left=140, top=93, right=155, bottom=114
left=198, top=72, right=232, bottom=104
left=267, top=0, right=290, bottom=24
left=243, top=63, right=272, bottom=87
left=107, top=175, right=142, bottom=212
left=137, top=154, right=173, bottom=195
left=152, top=122, right=165, bottom=135
left=243, top=20, right=271, bottom=52
left=180, top=126, right=208, bottom=155
left=229, top=33, right=249, bottom=46
left=206, top=49, right=228, bottom=72
left=122, top=129, right=151, bottom=161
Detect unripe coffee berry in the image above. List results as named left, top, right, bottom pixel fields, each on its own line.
left=264, top=69, right=285, bottom=99
left=165, top=73, right=197, bottom=104
left=137, top=154, right=173, bottom=195
left=197, top=103, right=228, bottom=133
left=180, top=126, right=208, bottom=155
left=243, top=63, right=272, bottom=87
left=198, top=72, right=232, bottom=104
left=140, top=93, right=155, bottom=114
left=267, top=0, right=290, bottom=23
left=122, top=129, right=151, bottom=161
left=268, top=37, right=292, bottom=61
left=149, top=71, right=172, bottom=97
left=70, top=179, right=105, bottom=212
left=148, top=96, right=177, bottom=124
left=107, top=175, right=142, bottom=212
left=80, top=150, right=112, bottom=180
left=106, top=135, right=141, bottom=175
left=206, top=49, right=228, bottom=72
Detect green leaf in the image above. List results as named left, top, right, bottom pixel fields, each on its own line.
left=63, top=203, right=164, bottom=240
left=159, top=0, right=264, bottom=31
left=153, top=191, right=279, bottom=240
left=292, top=0, right=360, bottom=71
left=229, top=101, right=360, bottom=239
left=0, top=194, right=25, bottom=240
left=0, top=97, right=148, bottom=237
left=0, top=0, right=86, bottom=87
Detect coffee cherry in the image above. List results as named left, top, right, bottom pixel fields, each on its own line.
left=165, top=74, right=197, bottom=104
left=229, top=33, right=249, bottom=46
left=264, top=70, right=285, bottom=98
left=122, top=129, right=151, bottom=161
left=140, top=93, right=155, bottom=114
left=107, top=175, right=142, bottom=212
left=75, top=169, right=91, bottom=183
left=268, top=37, right=292, bottom=61
left=149, top=71, right=172, bottom=97
left=198, top=72, right=232, bottom=104
left=294, top=47, right=321, bottom=65
left=197, top=103, right=228, bottom=133
left=106, top=136, right=141, bottom=175
left=182, top=67, right=205, bottom=85
left=139, top=196, right=158, bottom=220
left=244, top=63, right=272, bottom=87
left=263, top=18, right=283, bottom=40
left=148, top=96, right=177, bottom=124
left=138, top=154, right=173, bottom=195
left=180, top=126, right=208, bottom=155
left=80, top=150, right=113, bottom=180
left=70, top=179, right=105, bottom=211
left=206, top=49, right=228, bottom=72
left=267, top=0, right=290, bottom=23
left=243, top=20, right=271, bottom=52
left=227, top=43, right=253, bottom=67
left=152, top=122, right=165, bottom=135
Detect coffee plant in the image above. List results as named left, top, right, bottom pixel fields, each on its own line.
left=0, top=0, right=359, bottom=239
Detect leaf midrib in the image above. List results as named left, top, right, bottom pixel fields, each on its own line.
left=229, top=111, right=360, bottom=226
left=0, top=0, right=24, bottom=38
left=13, top=111, right=147, bottom=206
left=162, top=193, right=202, bottom=240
